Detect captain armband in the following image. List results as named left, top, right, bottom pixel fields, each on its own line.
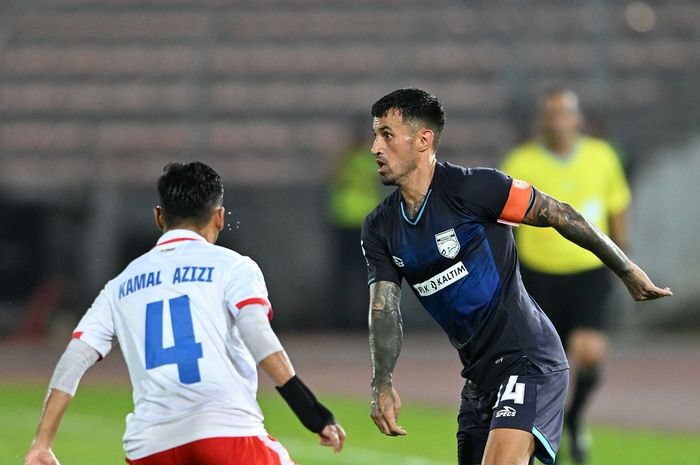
left=276, top=375, right=335, bottom=434
left=498, top=181, right=535, bottom=226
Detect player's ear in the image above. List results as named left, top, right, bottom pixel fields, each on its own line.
left=214, top=206, right=225, bottom=232
left=153, top=206, right=166, bottom=231
left=416, top=128, right=434, bottom=153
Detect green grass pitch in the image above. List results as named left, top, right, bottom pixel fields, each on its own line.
left=2, top=383, right=699, bottom=465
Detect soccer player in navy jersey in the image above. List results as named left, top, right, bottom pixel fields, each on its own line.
left=361, top=88, right=671, bottom=465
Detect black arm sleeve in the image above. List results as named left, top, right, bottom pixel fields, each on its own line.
left=276, top=375, right=335, bottom=433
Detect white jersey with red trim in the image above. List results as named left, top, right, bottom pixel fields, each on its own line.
left=73, top=229, right=274, bottom=460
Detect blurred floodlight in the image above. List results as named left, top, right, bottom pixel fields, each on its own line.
left=625, top=1, right=657, bottom=33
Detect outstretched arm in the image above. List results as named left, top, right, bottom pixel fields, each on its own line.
left=26, top=339, right=101, bottom=465
left=522, top=190, right=672, bottom=301
left=25, top=390, right=71, bottom=465
left=369, top=280, right=406, bottom=436
left=258, top=351, right=345, bottom=453
left=236, top=304, right=344, bottom=452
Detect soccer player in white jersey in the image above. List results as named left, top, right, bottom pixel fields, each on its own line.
left=25, top=162, right=346, bottom=465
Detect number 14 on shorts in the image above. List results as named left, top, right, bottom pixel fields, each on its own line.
left=494, top=375, right=526, bottom=408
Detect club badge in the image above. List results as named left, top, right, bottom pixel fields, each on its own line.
left=435, top=228, right=460, bottom=259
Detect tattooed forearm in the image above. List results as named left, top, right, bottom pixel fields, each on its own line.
left=368, top=281, right=403, bottom=389
left=523, top=191, right=632, bottom=276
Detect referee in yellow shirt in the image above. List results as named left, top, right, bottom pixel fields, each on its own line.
left=501, top=89, right=631, bottom=465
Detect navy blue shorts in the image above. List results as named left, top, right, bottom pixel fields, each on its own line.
left=457, top=363, right=569, bottom=465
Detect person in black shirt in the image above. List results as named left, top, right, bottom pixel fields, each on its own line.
left=362, top=88, right=672, bottom=465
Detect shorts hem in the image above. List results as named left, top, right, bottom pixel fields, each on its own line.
left=531, top=425, right=556, bottom=464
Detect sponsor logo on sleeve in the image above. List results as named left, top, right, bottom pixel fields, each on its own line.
left=412, top=261, right=468, bottom=297
left=392, top=256, right=405, bottom=267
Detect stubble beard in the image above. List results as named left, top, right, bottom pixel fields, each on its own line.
left=379, top=174, right=397, bottom=186
left=378, top=166, right=398, bottom=186
left=379, top=159, right=419, bottom=188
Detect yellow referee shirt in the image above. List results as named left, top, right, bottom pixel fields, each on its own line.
left=501, top=136, right=631, bottom=274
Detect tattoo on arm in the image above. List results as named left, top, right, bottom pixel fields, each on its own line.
left=523, top=190, right=632, bottom=276
left=368, top=281, right=403, bottom=390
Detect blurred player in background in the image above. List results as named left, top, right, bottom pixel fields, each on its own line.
left=25, top=162, right=345, bottom=465
left=501, top=89, right=630, bottom=464
left=328, top=120, right=384, bottom=328
left=361, top=88, right=670, bottom=465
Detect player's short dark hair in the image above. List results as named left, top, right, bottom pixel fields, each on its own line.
left=157, top=161, right=224, bottom=227
left=371, top=88, right=446, bottom=148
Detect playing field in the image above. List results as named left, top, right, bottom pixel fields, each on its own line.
left=3, top=383, right=699, bottom=465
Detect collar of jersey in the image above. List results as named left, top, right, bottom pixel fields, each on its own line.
left=538, top=137, right=582, bottom=163
left=155, top=229, right=206, bottom=247
left=400, top=189, right=433, bottom=226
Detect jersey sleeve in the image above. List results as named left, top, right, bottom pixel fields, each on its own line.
left=361, top=214, right=402, bottom=286
left=605, top=146, right=632, bottom=215
left=72, top=286, right=116, bottom=358
left=452, top=166, right=534, bottom=225
left=224, top=258, right=273, bottom=319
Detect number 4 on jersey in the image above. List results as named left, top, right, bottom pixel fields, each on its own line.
left=145, top=295, right=203, bottom=384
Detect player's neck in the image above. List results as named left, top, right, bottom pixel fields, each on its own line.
left=544, top=137, right=578, bottom=158
left=164, top=225, right=217, bottom=244
left=399, top=157, right=436, bottom=207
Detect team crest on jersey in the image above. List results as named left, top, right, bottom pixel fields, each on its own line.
left=435, top=229, right=460, bottom=259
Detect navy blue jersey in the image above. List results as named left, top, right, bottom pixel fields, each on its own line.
left=361, top=162, right=568, bottom=396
